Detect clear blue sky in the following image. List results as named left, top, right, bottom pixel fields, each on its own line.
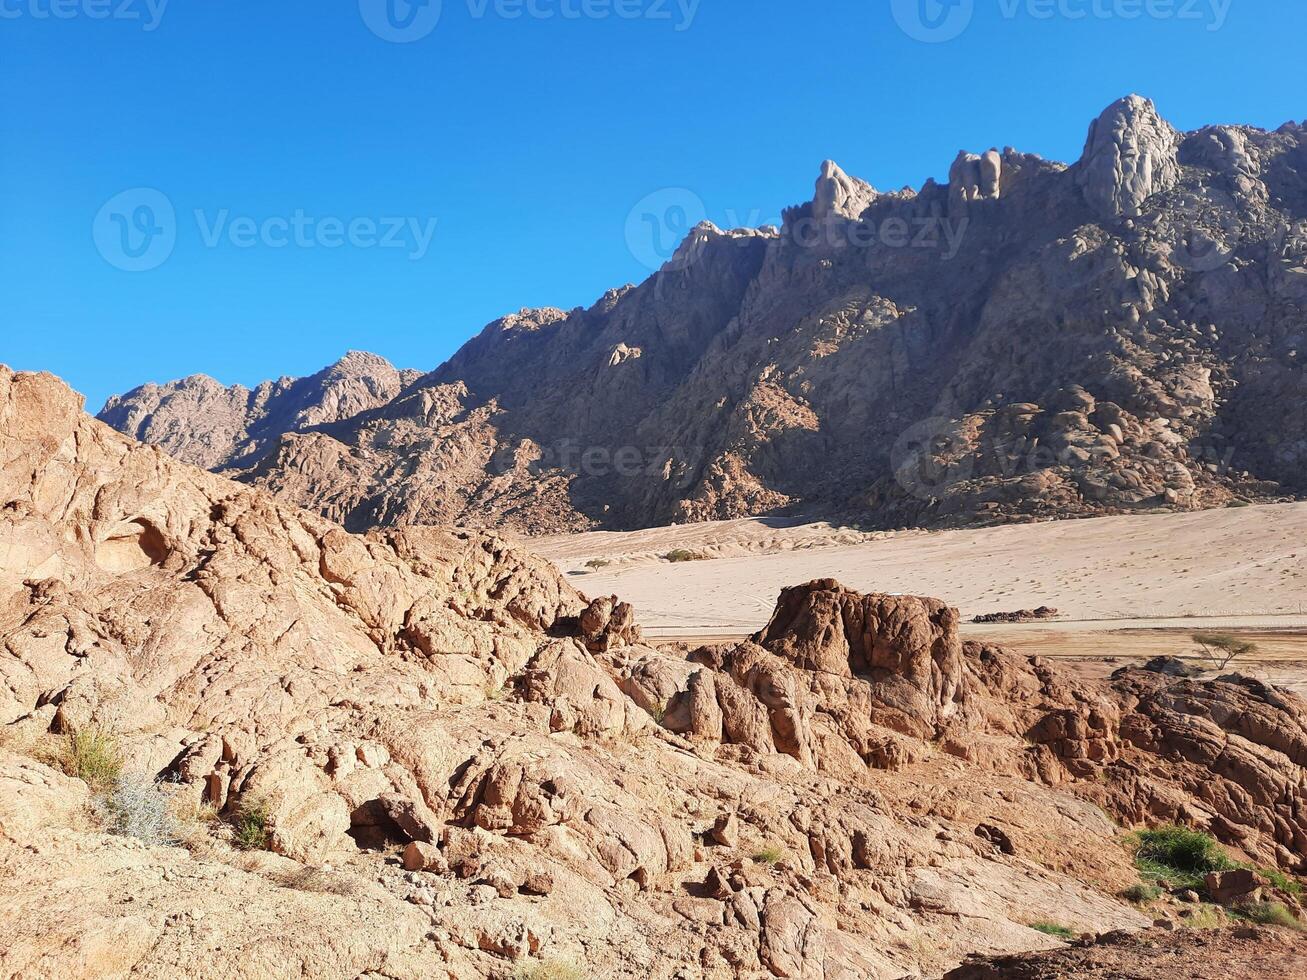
left=3, top=0, right=1303, bottom=410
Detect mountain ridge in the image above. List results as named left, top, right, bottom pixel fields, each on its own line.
left=98, top=95, right=1307, bottom=535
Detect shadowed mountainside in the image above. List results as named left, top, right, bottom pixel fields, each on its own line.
left=100, top=96, right=1307, bottom=535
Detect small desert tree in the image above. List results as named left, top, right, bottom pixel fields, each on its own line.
left=1192, top=632, right=1257, bottom=670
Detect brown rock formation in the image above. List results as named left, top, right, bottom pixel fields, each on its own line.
left=6, top=367, right=1307, bottom=976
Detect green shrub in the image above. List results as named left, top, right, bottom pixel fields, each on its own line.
left=751, top=846, right=785, bottom=865
left=1131, top=825, right=1234, bottom=892
left=584, top=559, right=611, bottom=569
left=62, top=728, right=123, bottom=791
left=1260, top=867, right=1304, bottom=896
left=1029, top=921, right=1074, bottom=938
left=1122, top=883, right=1162, bottom=903
left=1231, top=900, right=1304, bottom=930
left=1192, top=632, right=1257, bottom=669
left=232, top=796, right=272, bottom=851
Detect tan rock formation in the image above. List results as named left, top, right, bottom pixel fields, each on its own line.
left=6, top=367, right=1307, bottom=977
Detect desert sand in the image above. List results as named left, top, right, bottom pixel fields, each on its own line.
left=535, top=504, right=1307, bottom=691
left=536, top=503, right=1307, bottom=632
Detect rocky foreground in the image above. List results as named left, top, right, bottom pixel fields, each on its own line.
left=101, top=96, right=1307, bottom=535
left=4, top=365, right=1307, bottom=977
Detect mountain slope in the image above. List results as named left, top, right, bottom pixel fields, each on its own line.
left=100, top=96, right=1307, bottom=535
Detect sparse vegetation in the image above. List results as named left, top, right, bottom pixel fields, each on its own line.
left=232, top=795, right=272, bottom=851
left=663, top=549, right=710, bottom=563
left=1179, top=903, right=1227, bottom=930
left=276, top=866, right=360, bottom=896
left=1029, top=921, right=1074, bottom=938
left=61, top=728, right=124, bottom=791
left=1191, top=632, right=1258, bottom=670
left=91, top=775, right=179, bottom=847
left=1130, top=825, right=1235, bottom=892
left=169, top=795, right=222, bottom=854
left=512, top=959, right=586, bottom=980
left=751, top=846, right=785, bottom=865
left=584, top=558, right=611, bottom=569
left=1130, top=825, right=1304, bottom=902
left=1231, top=900, right=1305, bottom=930
left=649, top=699, right=667, bottom=725
left=1260, top=867, right=1304, bottom=896
left=1122, top=882, right=1162, bottom=903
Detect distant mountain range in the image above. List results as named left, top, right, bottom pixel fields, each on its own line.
left=100, top=96, right=1307, bottom=535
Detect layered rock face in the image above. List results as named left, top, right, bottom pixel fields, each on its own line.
left=7, top=367, right=1307, bottom=977
left=99, top=96, right=1307, bottom=535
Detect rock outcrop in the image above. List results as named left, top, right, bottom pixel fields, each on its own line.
left=98, top=97, right=1307, bottom=536
left=1077, top=94, right=1181, bottom=218
left=8, top=368, right=1307, bottom=976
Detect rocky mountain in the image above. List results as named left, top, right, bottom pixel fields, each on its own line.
left=98, top=96, right=1307, bottom=535
left=5, top=365, right=1307, bottom=976
left=98, top=350, right=421, bottom=471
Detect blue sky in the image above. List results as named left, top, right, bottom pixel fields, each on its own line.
left=2, top=0, right=1303, bottom=410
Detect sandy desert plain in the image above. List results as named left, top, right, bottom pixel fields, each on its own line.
left=533, top=502, right=1307, bottom=694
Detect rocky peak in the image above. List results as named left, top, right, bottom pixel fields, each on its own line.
left=96, top=351, right=418, bottom=471
left=948, top=148, right=1004, bottom=213
left=812, top=159, right=877, bottom=222
left=1076, top=94, right=1181, bottom=218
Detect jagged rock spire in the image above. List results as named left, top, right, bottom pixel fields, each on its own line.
left=1077, top=95, right=1180, bottom=218
left=812, top=160, right=877, bottom=222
